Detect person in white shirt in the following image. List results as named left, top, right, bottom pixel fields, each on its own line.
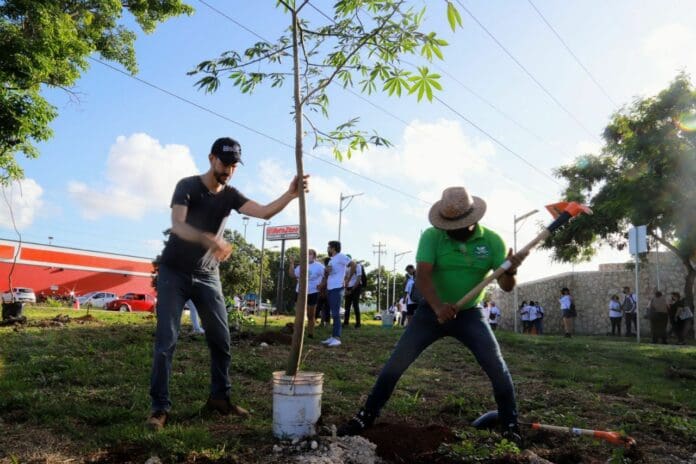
left=186, top=299, right=204, bottom=335
left=559, top=287, right=575, bottom=337
left=621, top=286, right=637, bottom=337
left=398, top=297, right=407, bottom=326
left=344, top=258, right=364, bottom=328
left=488, top=302, right=501, bottom=331
left=320, top=241, right=355, bottom=347
left=527, top=302, right=539, bottom=334
left=403, top=265, right=418, bottom=326
left=519, top=301, right=530, bottom=333
left=288, top=249, right=325, bottom=339
left=533, top=301, right=544, bottom=335
left=608, top=294, right=622, bottom=336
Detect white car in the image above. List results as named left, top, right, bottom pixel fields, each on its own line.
left=2, top=287, right=37, bottom=304
left=78, top=291, right=118, bottom=308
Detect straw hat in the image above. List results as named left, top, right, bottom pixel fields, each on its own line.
left=428, top=186, right=487, bottom=230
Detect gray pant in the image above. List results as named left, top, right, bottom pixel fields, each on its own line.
left=149, top=264, right=231, bottom=411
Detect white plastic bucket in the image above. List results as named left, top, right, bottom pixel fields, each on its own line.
left=272, top=371, right=324, bottom=439
left=382, top=311, right=395, bottom=328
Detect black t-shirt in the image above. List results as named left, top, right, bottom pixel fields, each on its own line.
left=159, top=176, right=249, bottom=273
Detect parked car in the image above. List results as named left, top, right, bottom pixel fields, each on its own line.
left=105, top=293, right=156, bottom=312
left=1, top=287, right=37, bottom=304
left=77, top=291, right=118, bottom=308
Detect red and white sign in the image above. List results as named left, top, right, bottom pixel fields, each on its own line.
left=266, top=225, right=300, bottom=241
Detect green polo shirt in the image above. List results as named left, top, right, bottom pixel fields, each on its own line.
left=415, top=225, right=506, bottom=307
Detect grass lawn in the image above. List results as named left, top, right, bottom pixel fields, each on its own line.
left=0, top=307, right=694, bottom=463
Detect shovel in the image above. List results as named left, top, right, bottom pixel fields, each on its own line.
left=439, top=201, right=592, bottom=322
left=472, top=410, right=636, bottom=448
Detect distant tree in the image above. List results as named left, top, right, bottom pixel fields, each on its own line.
left=219, top=230, right=266, bottom=300
left=542, top=74, right=696, bottom=309
left=0, top=0, right=193, bottom=184
left=151, top=228, right=171, bottom=291
left=190, top=0, right=460, bottom=375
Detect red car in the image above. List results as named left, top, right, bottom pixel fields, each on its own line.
left=105, top=293, right=156, bottom=313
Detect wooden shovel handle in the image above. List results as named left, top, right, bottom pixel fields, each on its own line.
left=453, top=229, right=551, bottom=310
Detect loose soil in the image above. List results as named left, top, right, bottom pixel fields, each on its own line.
left=362, top=423, right=457, bottom=463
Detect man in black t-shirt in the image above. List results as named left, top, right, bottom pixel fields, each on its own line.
left=147, top=137, right=308, bottom=431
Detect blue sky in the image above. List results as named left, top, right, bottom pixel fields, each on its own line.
left=2, top=0, right=695, bottom=283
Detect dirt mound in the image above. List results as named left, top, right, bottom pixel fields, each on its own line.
left=74, top=314, right=98, bottom=322
left=253, top=331, right=293, bottom=345
left=362, top=423, right=457, bottom=463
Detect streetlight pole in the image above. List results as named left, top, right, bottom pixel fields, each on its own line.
left=372, top=242, right=386, bottom=311
left=512, top=209, right=538, bottom=333
left=391, top=250, right=411, bottom=309
left=338, top=192, right=363, bottom=242
left=242, top=216, right=250, bottom=241
left=257, top=221, right=270, bottom=325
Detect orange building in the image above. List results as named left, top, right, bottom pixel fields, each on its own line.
left=0, top=238, right=155, bottom=299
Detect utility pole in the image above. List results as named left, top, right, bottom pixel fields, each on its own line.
left=242, top=216, right=250, bottom=241
left=338, top=192, right=363, bottom=242
left=372, top=242, right=387, bottom=312
left=391, top=250, right=412, bottom=310
left=257, top=221, right=270, bottom=326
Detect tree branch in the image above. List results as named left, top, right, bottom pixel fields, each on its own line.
left=301, top=1, right=404, bottom=104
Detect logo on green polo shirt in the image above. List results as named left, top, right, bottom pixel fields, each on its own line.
left=474, top=245, right=489, bottom=258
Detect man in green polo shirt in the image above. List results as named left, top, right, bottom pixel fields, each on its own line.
left=338, top=186, right=528, bottom=444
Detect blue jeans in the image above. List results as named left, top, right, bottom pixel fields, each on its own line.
left=327, top=287, right=344, bottom=338
left=364, top=302, right=518, bottom=428
left=150, top=264, right=231, bottom=411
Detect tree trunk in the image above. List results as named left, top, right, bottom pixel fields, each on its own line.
left=286, top=8, right=307, bottom=376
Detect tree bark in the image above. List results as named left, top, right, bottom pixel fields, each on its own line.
left=286, top=7, right=307, bottom=377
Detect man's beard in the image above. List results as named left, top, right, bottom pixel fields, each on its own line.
left=214, top=171, right=229, bottom=185
left=446, top=225, right=476, bottom=242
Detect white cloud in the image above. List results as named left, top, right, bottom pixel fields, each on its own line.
left=0, top=179, right=43, bottom=230
left=68, top=133, right=198, bottom=219
left=344, top=119, right=495, bottom=196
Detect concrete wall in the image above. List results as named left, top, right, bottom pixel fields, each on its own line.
left=491, top=252, right=692, bottom=335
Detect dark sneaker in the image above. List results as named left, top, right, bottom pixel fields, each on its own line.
left=146, top=410, right=168, bottom=431
left=501, top=423, right=524, bottom=448
left=205, top=397, right=250, bottom=418
left=337, top=408, right=377, bottom=436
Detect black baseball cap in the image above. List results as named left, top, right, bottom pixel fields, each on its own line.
left=210, top=137, right=243, bottom=166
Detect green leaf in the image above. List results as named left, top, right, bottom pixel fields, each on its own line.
left=408, top=67, right=441, bottom=102
left=447, top=1, right=463, bottom=31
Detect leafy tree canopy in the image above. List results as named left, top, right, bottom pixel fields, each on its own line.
left=543, top=74, right=696, bottom=304
left=0, top=0, right=193, bottom=183
left=189, top=0, right=460, bottom=161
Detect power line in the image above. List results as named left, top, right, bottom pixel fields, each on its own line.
left=433, top=95, right=560, bottom=185
left=310, top=0, right=545, bottom=144
left=197, top=0, right=268, bottom=42
left=301, top=1, right=559, bottom=187
left=89, top=57, right=433, bottom=205
left=526, top=0, right=617, bottom=107
left=454, top=0, right=598, bottom=140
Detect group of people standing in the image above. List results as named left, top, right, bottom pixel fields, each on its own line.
left=517, top=300, right=544, bottom=334
left=288, top=241, right=365, bottom=348
left=608, top=286, right=693, bottom=344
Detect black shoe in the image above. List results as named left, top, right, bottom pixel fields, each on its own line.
left=501, top=423, right=523, bottom=448
left=337, top=408, right=377, bottom=436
